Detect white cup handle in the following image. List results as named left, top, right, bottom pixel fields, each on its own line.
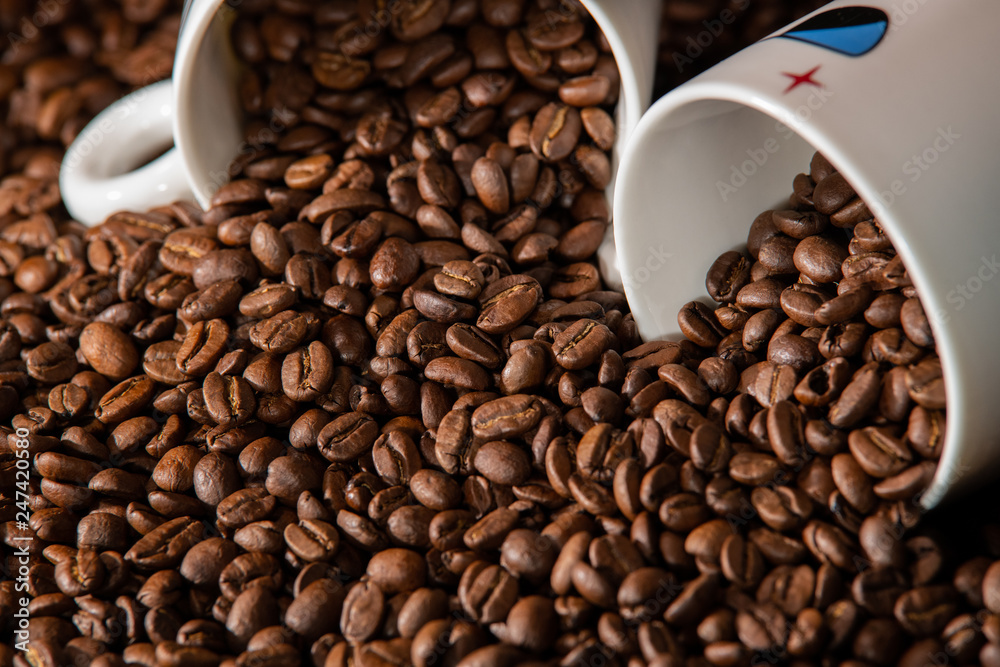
left=60, top=79, right=194, bottom=226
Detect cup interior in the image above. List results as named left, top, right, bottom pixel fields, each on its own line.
left=615, top=98, right=815, bottom=341
left=614, top=93, right=978, bottom=509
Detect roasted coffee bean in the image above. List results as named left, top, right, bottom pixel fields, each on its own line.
left=124, top=516, right=204, bottom=571
left=281, top=341, right=334, bottom=402
left=93, top=375, right=156, bottom=424
left=372, top=430, right=421, bottom=485
left=366, top=548, right=426, bottom=594
left=176, top=319, right=230, bottom=376
left=472, top=394, right=543, bottom=440
left=658, top=363, right=711, bottom=406
left=478, top=274, right=543, bottom=334
left=284, top=519, right=340, bottom=562
left=848, top=426, right=913, bottom=478
left=424, top=356, right=490, bottom=390
left=318, top=412, right=380, bottom=462
left=203, top=372, right=256, bottom=426
left=217, top=488, right=277, bottom=529
left=78, top=322, right=139, bottom=380
left=465, top=506, right=521, bottom=550
left=435, top=260, right=486, bottom=299
left=772, top=209, right=828, bottom=239
left=529, top=103, right=582, bottom=162
left=2, top=10, right=967, bottom=667
left=706, top=251, right=751, bottom=304
left=689, top=422, right=731, bottom=473
left=678, top=300, right=724, bottom=348
left=729, top=452, right=781, bottom=486
left=473, top=440, right=531, bottom=485
left=551, top=318, right=613, bottom=370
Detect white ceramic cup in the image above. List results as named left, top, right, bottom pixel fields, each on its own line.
left=614, top=0, right=1000, bottom=508
left=59, top=0, right=662, bottom=228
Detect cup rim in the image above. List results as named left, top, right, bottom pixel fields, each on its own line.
left=172, top=0, right=235, bottom=209
left=579, top=0, right=645, bottom=143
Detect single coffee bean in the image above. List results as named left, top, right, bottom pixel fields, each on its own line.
left=318, top=412, right=380, bottom=462
left=848, top=426, right=913, bottom=478
left=478, top=274, right=543, bottom=334
left=706, top=251, right=751, bottom=304
left=678, top=301, right=724, bottom=348
left=281, top=341, right=334, bottom=402
left=78, top=322, right=139, bottom=380
left=471, top=394, right=543, bottom=440
left=284, top=519, right=340, bottom=562
left=473, top=440, right=531, bottom=486
left=529, top=103, right=582, bottom=162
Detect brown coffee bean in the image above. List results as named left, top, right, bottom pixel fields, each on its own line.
left=77, top=322, right=138, bottom=380
left=94, top=375, right=156, bottom=424
left=529, top=103, right=582, bottom=163
left=465, top=506, right=520, bottom=551
left=813, top=171, right=858, bottom=215
left=803, top=520, right=857, bottom=570
left=24, top=340, right=76, bottom=383
left=478, top=274, right=542, bottom=334
left=737, top=277, right=784, bottom=310
left=684, top=518, right=732, bottom=567
left=728, top=452, right=781, bottom=486
left=203, top=372, right=255, bottom=426
left=664, top=573, right=720, bottom=626
left=367, top=548, right=426, bottom=594
left=372, top=431, right=421, bottom=485
left=770, top=209, right=826, bottom=239
left=873, top=460, right=936, bottom=500
left=318, top=412, right=380, bottom=462
left=765, top=399, right=805, bottom=466
left=471, top=394, right=542, bottom=440
left=558, top=74, right=609, bottom=107
left=688, top=421, right=731, bottom=473
left=828, top=362, right=882, bottom=428
left=337, top=580, right=384, bottom=644
left=176, top=319, right=230, bottom=377
left=706, top=251, right=751, bottom=304
left=217, top=488, right=276, bottom=530
left=435, top=261, right=486, bottom=299
left=370, top=237, right=421, bottom=292
left=424, top=356, right=490, bottom=390
left=756, top=233, right=800, bottom=274
left=658, top=364, right=711, bottom=406
left=848, top=426, right=913, bottom=479
left=125, top=517, right=204, bottom=571
left=580, top=106, right=615, bottom=151
left=793, top=235, right=848, bottom=283
left=473, top=440, right=531, bottom=485
left=907, top=356, right=946, bottom=410
left=831, top=453, right=877, bottom=514
left=470, top=157, right=509, bottom=214
left=284, top=519, right=340, bottom=562
left=550, top=318, right=611, bottom=370
left=281, top=341, right=334, bottom=402
left=893, top=585, right=958, bottom=637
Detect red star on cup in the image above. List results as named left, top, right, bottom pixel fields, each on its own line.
left=782, top=65, right=823, bottom=94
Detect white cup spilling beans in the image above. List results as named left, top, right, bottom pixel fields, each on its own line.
left=59, top=0, right=1000, bottom=507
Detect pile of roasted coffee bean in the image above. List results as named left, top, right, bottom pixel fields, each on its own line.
left=5, top=1, right=1000, bottom=667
